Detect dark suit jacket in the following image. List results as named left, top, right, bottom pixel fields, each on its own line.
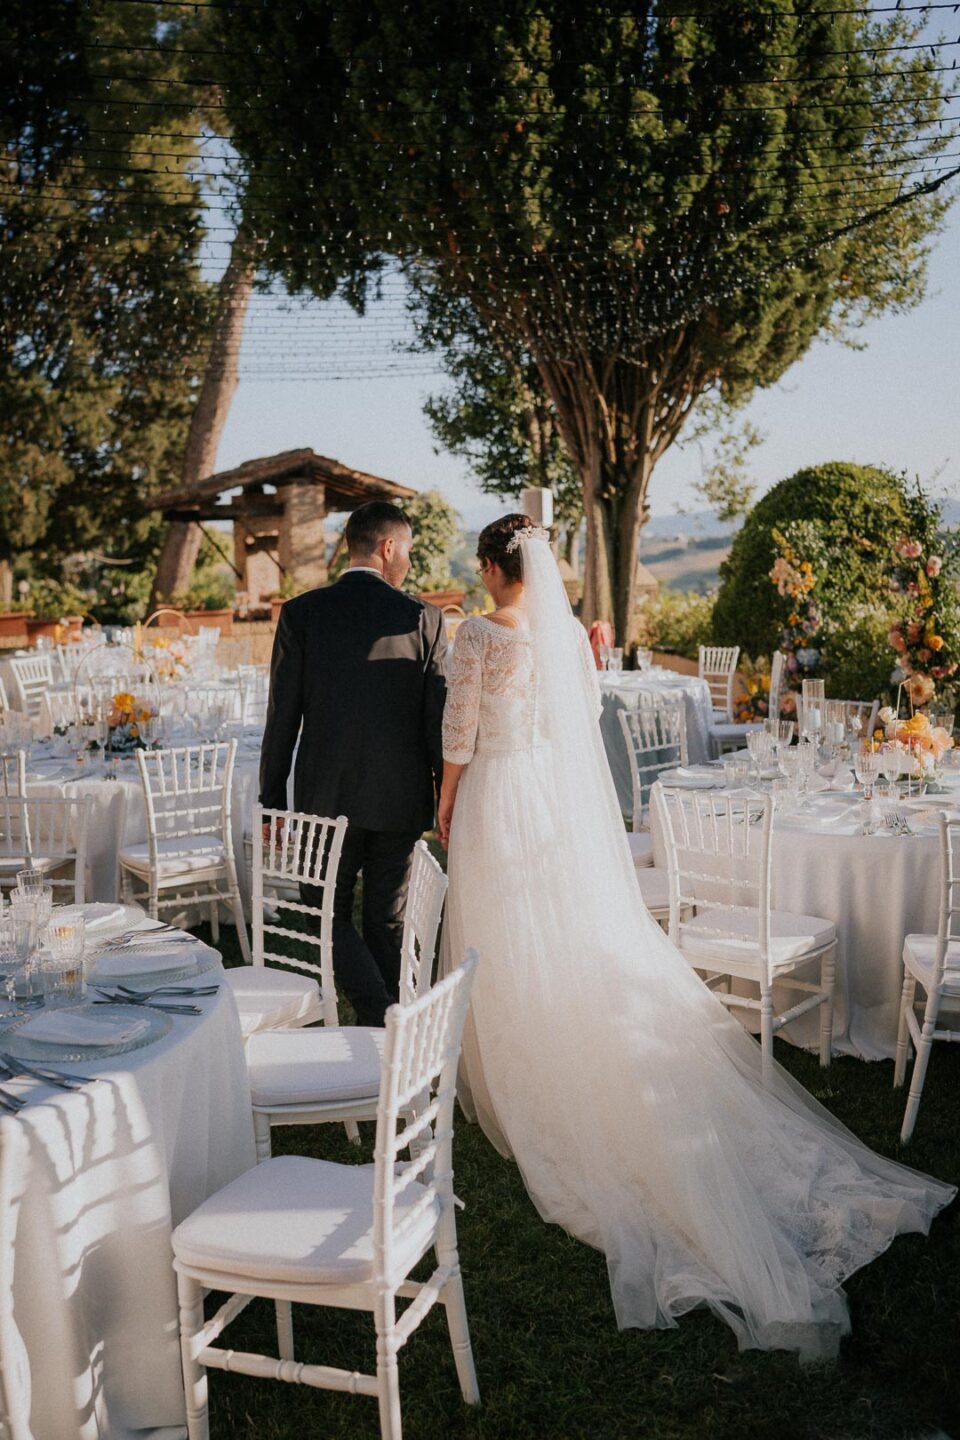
left=259, top=571, right=448, bottom=833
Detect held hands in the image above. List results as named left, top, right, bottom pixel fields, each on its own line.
left=438, top=789, right=456, bottom=850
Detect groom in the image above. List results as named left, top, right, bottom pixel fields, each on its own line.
left=259, top=500, right=448, bottom=1025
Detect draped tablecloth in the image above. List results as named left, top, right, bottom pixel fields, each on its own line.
left=24, top=733, right=265, bottom=910
left=600, top=669, right=714, bottom=815
left=650, top=783, right=955, bottom=1060
left=0, top=929, right=255, bottom=1439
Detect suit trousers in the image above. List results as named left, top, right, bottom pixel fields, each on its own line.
left=302, top=825, right=420, bottom=1027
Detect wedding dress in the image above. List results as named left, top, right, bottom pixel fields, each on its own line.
left=441, top=533, right=954, bottom=1359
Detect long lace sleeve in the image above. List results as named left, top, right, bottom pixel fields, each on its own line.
left=443, top=620, right=484, bottom=764
left=575, top=621, right=603, bottom=722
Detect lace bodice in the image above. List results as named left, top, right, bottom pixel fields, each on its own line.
left=442, top=615, right=599, bottom=764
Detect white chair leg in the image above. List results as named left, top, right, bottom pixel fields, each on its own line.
left=344, top=1120, right=361, bottom=1145
left=901, top=998, right=939, bottom=1143
left=276, top=1300, right=294, bottom=1361
left=209, top=900, right=220, bottom=944
left=893, top=973, right=916, bottom=1088
left=375, top=1296, right=402, bottom=1440
left=177, top=1271, right=210, bottom=1440
left=253, top=1110, right=272, bottom=1163
left=759, top=992, right=774, bottom=1087
left=228, top=882, right=251, bottom=963
left=818, top=947, right=836, bottom=1067
left=441, top=1268, right=480, bottom=1405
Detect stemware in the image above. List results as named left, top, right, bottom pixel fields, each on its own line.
left=0, top=919, right=28, bottom=1011
left=607, top=647, right=624, bottom=674
left=597, top=645, right=611, bottom=671
left=878, top=742, right=904, bottom=799
left=854, top=743, right=883, bottom=802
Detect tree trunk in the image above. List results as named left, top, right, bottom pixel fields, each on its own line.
left=151, top=228, right=257, bottom=607
left=0, top=558, right=12, bottom=609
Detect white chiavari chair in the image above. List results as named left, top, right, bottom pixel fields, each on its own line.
left=246, top=839, right=448, bottom=1157
left=225, top=804, right=347, bottom=1040
left=0, top=793, right=91, bottom=902
left=619, top=695, right=687, bottom=922
left=894, top=811, right=960, bottom=1141
left=659, top=787, right=837, bottom=1081
left=0, top=753, right=27, bottom=896
left=8, top=655, right=54, bottom=722
left=698, top=645, right=767, bottom=756
left=119, top=741, right=250, bottom=959
left=172, top=953, right=480, bottom=1440
left=0, top=673, right=9, bottom=713
left=237, top=664, right=269, bottom=726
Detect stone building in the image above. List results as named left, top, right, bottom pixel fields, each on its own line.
left=152, top=448, right=417, bottom=602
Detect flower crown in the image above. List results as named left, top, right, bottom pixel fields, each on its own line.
left=505, top=525, right=549, bottom=554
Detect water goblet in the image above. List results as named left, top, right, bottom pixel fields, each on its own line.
left=854, top=743, right=882, bottom=802
left=0, top=918, right=27, bottom=1011
left=607, top=647, right=624, bottom=675
left=9, top=897, right=39, bottom=999
left=878, top=742, right=903, bottom=799
left=44, top=910, right=86, bottom=1007
left=598, top=645, right=611, bottom=672
left=777, top=720, right=797, bottom=749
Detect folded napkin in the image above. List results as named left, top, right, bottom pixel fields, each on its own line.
left=662, top=766, right=725, bottom=788
left=94, top=947, right=196, bottom=978
left=83, top=903, right=128, bottom=932
left=20, top=1010, right=151, bottom=1047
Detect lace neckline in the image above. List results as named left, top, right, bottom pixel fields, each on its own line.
left=475, top=614, right=531, bottom=639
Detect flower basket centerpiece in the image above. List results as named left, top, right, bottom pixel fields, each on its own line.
left=105, top=690, right=159, bottom=754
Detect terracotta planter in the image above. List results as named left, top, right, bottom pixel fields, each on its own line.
left=0, top=612, right=29, bottom=641
left=25, top=617, right=61, bottom=644
left=63, top=614, right=85, bottom=639
left=270, top=597, right=285, bottom=626
left=415, top=588, right=466, bottom=610
left=185, top=607, right=233, bottom=638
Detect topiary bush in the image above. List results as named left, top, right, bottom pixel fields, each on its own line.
left=713, top=462, right=910, bottom=697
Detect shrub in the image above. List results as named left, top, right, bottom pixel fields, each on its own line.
left=403, top=490, right=462, bottom=594
left=713, top=462, right=912, bottom=698
left=634, top=589, right=716, bottom=661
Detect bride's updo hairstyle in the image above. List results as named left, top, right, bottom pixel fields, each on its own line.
left=476, top=513, right=538, bottom=583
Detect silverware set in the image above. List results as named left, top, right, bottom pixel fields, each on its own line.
left=0, top=1053, right=94, bottom=1111
left=99, top=925, right=194, bottom=951
left=884, top=811, right=916, bottom=837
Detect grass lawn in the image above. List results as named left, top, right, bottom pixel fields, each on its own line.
left=196, top=918, right=960, bottom=1440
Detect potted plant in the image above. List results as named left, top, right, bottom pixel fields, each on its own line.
left=173, top=573, right=237, bottom=638
left=22, top=579, right=90, bottom=644
left=0, top=602, right=30, bottom=642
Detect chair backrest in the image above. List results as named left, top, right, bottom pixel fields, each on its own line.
left=0, top=672, right=7, bottom=712
left=698, top=646, right=740, bottom=722
left=44, top=688, right=84, bottom=731
left=0, top=754, right=25, bottom=801
left=372, top=952, right=478, bottom=1285
left=0, top=795, right=91, bottom=901
left=237, top=665, right=269, bottom=726
left=0, top=753, right=27, bottom=867
left=135, top=741, right=237, bottom=856
left=251, top=804, right=349, bottom=1016
left=768, top=650, right=785, bottom=721
left=930, top=813, right=960, bottom=990
left=9, top=654, right=54, bottom=719
left=400, top=841, right=449, bottom=1005
left=618, top=695, right=687, bottom=831
left=657, top=786, right=775, bottom=988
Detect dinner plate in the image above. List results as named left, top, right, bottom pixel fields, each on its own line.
left=85, top=945, right=220, bottom=987
left=0, top=1004, right=172, bottom=1063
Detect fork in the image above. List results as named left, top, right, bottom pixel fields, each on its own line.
left=0, top=1055, right=90, bottom=1091
left=115, top=983, right=219, bottom=999
left=895, top=810, right=915, bottom=836
left=0, top=1089, right=25, bottom=1114
left=92, top=990, right=201, bottom=1016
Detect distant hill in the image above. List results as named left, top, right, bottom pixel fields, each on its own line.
left=641, top=530, right=734, bottom=592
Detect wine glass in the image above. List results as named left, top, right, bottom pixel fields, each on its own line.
left=0, top=918, right=28, bottom=1012
left=746, top=728, right=773, bottom=781
left=597, top=645, right=611, bottom=672
left=878, top=742, right=903, bottom=799
left=854, top=744, right=882, bottom=802
left=607, top=647, right=624, bottom=674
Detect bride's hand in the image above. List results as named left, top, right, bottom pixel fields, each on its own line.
left=438, top=790, right=456, bottom=850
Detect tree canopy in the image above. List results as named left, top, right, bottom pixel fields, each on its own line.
left=0, top=1, right=214, bottom=601
left=215, top=0, right=957, bottom=639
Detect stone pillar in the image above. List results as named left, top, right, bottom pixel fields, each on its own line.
left=278, top=482, right=327, bottom=591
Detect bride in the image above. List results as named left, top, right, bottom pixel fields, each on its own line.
left=438, top=513, right=954, bottom=1360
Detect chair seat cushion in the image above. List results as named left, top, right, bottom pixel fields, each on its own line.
left=636, top=866, right=670, bottom=915
left=173, top=1154, right=439, bottom=1285
left=680, top=906, right=835, bottom=972
left=224, top=965, right=321, bottom=1037
left=627, top=831, right=654, bottom=868
left=903, top=934, right=960, bottom=994
left=119, top=834, right=225, bottom=877
left=247, top=1026, right=384, bottom=1107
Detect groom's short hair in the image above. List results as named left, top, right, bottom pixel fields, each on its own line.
left=345, top=501, right=411, bottom=557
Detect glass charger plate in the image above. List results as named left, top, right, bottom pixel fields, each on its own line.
left=86, top=946, right=220, bottom=988
left=0, top=1004, right=172, bottom=1063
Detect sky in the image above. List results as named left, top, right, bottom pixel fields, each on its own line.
left=210, top=92, right=960, bottom=536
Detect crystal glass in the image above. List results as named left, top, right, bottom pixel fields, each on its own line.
left=801, top=679, right=825, bottom=741
left=746, top=728, right=773, bottom=779
left=597, top=645, right=610, bottom=671
left=722, top=758, right=749, bottom=788
left=854, top=743, right=883, bottom=801
left=15, top=868, right=47, bottom=898
left=823, top=699, right=847, bottom=749
left=635, top=647, right=653, bottom=671
left=932, top=710, right=955, bottom=737
left=879, top=742, right=903, bottom=794
left=607, top=647, right=624, bottom=673
left=777, top=720, right=796, bottom=748
left=44, top=910, right=86, bottom=1007
left=9, top=897, right=39, bottom=997
left=0, top=918, right=27, bottom=1010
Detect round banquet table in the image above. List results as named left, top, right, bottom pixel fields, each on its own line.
left=650, top=779, right=959, bottom=1060
left=23, top=729, right=266, bottom=911
left=0, top=916, right=256, bottom=1439
left=600, top=669, right=714, bottom=815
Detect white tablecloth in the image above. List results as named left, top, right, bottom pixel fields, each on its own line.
left=651, top=782, right=956, bottom=1060
left=600, top=670, right=714, bottom=815
left=24, top=734, right=264, bottom=910
left=1, top=925, right=256, bottom=1438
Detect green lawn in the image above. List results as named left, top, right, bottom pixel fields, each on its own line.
left=197, top=919, right=960, bottom=1440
